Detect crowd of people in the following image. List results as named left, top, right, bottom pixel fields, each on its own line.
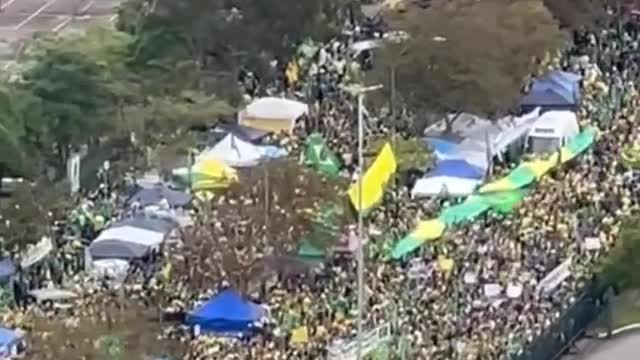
left=184, top=11, right=640, bottom=360
left=2, top=3, right=640, bottom=360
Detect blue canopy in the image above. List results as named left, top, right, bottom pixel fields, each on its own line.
left=0, top=258, right=15, bottom=280
left=186, top=289, right=264, bottom=335
left=0, top=327, right=22, bottom=354
left=429, top=159, right=484, bottom=179
left=423, top=138, right=458, bottom=155
left=520, top=87, right=576, bottom=107
left=532, top=70, right=582, bottom=103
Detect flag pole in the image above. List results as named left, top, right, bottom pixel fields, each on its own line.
left=349, top=84, right=383, bottom=360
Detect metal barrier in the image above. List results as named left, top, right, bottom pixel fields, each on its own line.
left=328, top=323, right=391, bottom=360
left=509, top=279, right=611, bottom=360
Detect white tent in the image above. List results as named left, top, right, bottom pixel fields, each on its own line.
left=239, top=97, right=308, bottom=133
left=198, top=134, right=264, bottom=167
left=90, top=226, right=166, bottom=259
left=412, top=176, right=481, bottom=198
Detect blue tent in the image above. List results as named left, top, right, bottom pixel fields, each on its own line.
left=186, top=289, right=264, bottom=335
left=520, top=87, right=577, bottom=113
left=429, top=159, right=484, bottom=179
left=532, top=70, right=582, bottom=103
left=0, top=327, right=23, bottom=357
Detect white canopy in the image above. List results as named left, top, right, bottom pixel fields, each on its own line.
left=90, top=226, right=165, bottom=259
left=239, top=97, right=308, bottom=133
left=412, top=176, right=481, bottom=198
left=198, top=134, right=263, bottom=167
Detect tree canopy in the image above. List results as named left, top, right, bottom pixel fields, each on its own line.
left=119, top=0, right=347, bottom=83
left=370, top=0, right=568, bottom=122
left=604, top=215, right=640, bottom=290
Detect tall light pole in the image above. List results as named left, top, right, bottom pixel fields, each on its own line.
left=343, top=83, right=383, bottom=360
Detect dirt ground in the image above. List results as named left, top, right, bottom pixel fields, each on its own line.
left=19, top=300, right=187, bottom=359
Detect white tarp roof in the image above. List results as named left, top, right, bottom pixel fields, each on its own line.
left=412, top=176, right=482, bottom=198
left=90, top=226, right=165, bottom=259
left=529, top=111, right=579, bottom=139
left=244, top=97, right=308, bottom=121
left=198, top=134, right=263, bottom=167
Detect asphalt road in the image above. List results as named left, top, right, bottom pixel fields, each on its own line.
left=563, top=333, right=640, bottom=360
left=0, top=0, right=120, bottom=43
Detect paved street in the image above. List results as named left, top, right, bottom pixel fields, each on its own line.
left=0, top=0, right=121, bottom=44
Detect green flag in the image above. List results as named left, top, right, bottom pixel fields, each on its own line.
left=303, top=133, right=341, bottom=177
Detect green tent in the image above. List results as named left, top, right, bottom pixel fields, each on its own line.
left=303, top=133, right=341, bottom=177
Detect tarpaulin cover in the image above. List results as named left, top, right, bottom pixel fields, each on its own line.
left=0, top=258, right=15, bottom=280
left=349, top=143, right=397, bottom=213
left=392, top=128, right=596, bottom=258
left=186, top=289, right=264, bottom=334
left=303, top=133, right=341, bottom=177
left=520, top=87, right=575, bottom=107
left=199, top=134, right=263, bottom=167
left=411, top=176, right=481, bottom=198
left=0, top=327, right=22, bottom=353
left=127, top=185, right=191, bottom=208
left=423, top=137, right=458, bottom=155
left=429, top=159, right=484, bottom=179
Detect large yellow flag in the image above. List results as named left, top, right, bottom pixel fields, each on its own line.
left=348, top=143, right=397, bottom=213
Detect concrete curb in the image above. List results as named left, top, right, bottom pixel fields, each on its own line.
left=596, top=323, right=640, bottom=338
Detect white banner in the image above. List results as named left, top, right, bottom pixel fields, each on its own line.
left=21, top=236, right=53, bottom=268
left=67, top=153, right=81, bottom=194
left=537, top=258, right=572, bottom=296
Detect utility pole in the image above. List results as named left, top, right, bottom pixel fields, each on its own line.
left=344, top=84, right=383, bottom=360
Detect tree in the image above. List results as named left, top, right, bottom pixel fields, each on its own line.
left=120, top=0, right=347, bottom=83
left=22, top=40, right=112, bottom=166
left=0, top=85, right=45, bottom=178
left=370, top=0, right=568, bottom=126
left=604, top=215, right=640, bottom=290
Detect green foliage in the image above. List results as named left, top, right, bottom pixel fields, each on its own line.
left=0, top=85, right=45, bottom=176
left=603, top=215, right=640, bottom=290
left=372, top=0, right=568, bottom=118
left=120, top=0, right=346, bottom=80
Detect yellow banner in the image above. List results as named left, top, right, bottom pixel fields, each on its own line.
left=348, top=143, right=397, bottom=213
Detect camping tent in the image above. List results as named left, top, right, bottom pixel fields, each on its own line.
left=186, top=289, right=264, bottom=335
left=238, top=97, right=308, bottom=133
left=127, top=185, right=192, bottom=208
left=521, top=78, right=579, bottom=113
left=0, top=327, right=24, bottom=357
left=89, top=226, right=166, bottom=259
left=198, top=134, right=263, bottom=167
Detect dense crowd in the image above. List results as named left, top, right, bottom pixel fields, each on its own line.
left=185, top=13, right=640, bottom=360
left=2, top=4, right=640, bottom=360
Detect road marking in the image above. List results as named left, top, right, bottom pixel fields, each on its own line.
left=14, top=0, right=57, bottom=30
left=1, top=0, right=20, bottom=10
left=52, top=0, right=94, bottom=33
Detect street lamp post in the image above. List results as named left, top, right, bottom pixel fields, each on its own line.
left=343, top=83, right=382, bottom=360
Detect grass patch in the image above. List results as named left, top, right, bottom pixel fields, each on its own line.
left=610, top=289, right=640, bottom=328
